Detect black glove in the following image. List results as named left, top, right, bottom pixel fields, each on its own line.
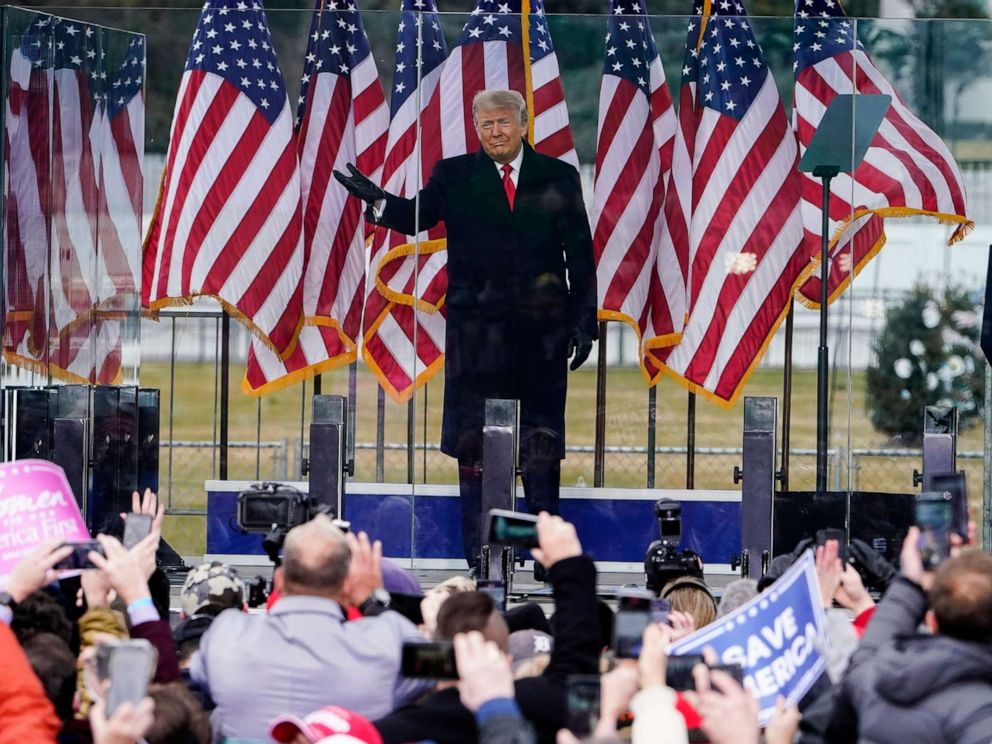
left=332, top=163, right=385, bottom=205
left=849, top=538, right=898, bottom=590
left=567, top=332, right=593, bottom=371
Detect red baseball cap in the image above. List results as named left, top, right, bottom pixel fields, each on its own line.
left=269, top=706, right=383, bottom=744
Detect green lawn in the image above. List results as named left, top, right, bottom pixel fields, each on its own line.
left=142, top=361, right=988, bottom=555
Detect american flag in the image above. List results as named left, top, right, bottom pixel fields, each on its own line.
left=793, top=0, right=971, bottom=308
left=97, top=36, right=144, bottom=309
left=364, top=0, right=578, bottom=402
left=142, top=0, right=304, bottom=358
left=245, top=0, right=388, bottom=395
left=591, top=0, right=677, bottom=383
left=361, top=0, right=449, bottom=402
left=47, top=18, right=125, bottom=384
left=648, top=0, right=813, bottom=406
left=87, top=35, right=146, bottom=385
left=4, top=17, right=54, bottom=376
left=438, top=0, right=576, bottom=166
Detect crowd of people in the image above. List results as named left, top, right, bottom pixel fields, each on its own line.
left=2, top=488, right=991, bottom=744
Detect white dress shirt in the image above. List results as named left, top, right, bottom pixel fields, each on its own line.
left=494, top=145, right=524, bottom=188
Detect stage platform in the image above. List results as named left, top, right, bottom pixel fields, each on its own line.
left=164, top=479, right=748, bottom=613
left=202, top=480, right=744, bottom=575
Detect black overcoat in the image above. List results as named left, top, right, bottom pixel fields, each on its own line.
left=377, top=142, right=597, bottom=462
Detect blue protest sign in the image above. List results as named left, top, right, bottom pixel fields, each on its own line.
left=669, top=550, right=827, bottom=725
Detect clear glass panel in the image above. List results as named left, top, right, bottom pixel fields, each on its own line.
left=95, top=29, right=144, bottom=386
left=2, top=10, right=144, bottom=393
left=3, top=15, right=55, bottom=389
left=11, top=3, right=985, bottom=564
left=852, top=16, right=988, bottom=514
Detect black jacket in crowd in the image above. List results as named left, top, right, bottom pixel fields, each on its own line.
left=826, top=576, right=992, bottom=744
left=373, top=554, right=600, bottom=744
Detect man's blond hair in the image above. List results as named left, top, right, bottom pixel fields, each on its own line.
left=472, top=89, right=528, bottom=127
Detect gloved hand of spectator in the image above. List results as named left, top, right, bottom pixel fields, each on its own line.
left=835, top=564, right=875, bottom=616
left=530, top=513, right=582, bottom=569
left=764, top=695, right=802, bottom=744
left=89, top=535, right=153, bottom=606
left=345, top=530, right=383, bottom=608
left=454, top=631, right=515, bottom=712
left=333, top=163, right=386, bottom=204
left=5, top=539, right=73, bottom=602
left=567, top=332, right=593, bottom=371
left=899, top=527, right=934, bottom=591
left=848, top=538, right=898, bottom=590
left=89, top=697, right=155, bottom=744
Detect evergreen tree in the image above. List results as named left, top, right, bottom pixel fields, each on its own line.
left=865, top=284, right=984, bottom=444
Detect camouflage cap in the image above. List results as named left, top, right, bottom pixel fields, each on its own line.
left=180, top=561, right=246, bottom=617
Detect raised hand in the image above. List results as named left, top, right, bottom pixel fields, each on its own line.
left=530, top=513, right=582, bottom=569
left=333, top=163, right=385, bottom=204
left=6, top=539, right=73, bottom=602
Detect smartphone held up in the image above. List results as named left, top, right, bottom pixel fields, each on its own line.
left=915, top=492, right=954, bottom=570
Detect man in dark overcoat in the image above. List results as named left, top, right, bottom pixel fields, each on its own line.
left=335, top=89, right=597, bottom=572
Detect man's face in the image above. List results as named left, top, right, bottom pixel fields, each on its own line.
left=476, top=107, right=525, bottom=164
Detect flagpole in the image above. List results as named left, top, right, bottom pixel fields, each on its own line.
left=686, top=392, right=696, bottom=488
left=348, top=362, right=357, bottom=482
left=407, top=398, right=415, bottom=484
left=219, top=312, right=230, bottom=480
left=594, top=321, right=607, bottom=487
left=299, top=380, right=307, bottom=478
left=376, top=385, right=386, bottom=483
left=647, top=385, right=657, bottom=489
left=520, top=0, right=535, bottom=143
left=814, top=166, right=838, bottom=493
left=780, top=300, right=794, bottom=492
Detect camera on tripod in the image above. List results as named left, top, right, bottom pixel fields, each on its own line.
left=644, top=499, right=703, bottom=594
left=236, top=482, right=349, bottom=564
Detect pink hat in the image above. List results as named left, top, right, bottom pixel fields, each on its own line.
left=269, top=706, right=383, bottom=744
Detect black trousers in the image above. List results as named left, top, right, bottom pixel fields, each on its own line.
left=458, top=458, right=561, bottom=571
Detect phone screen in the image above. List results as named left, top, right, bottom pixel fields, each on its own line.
left=927, top=472, right=968, bottom=540
left=666, top=656, right=744, bottom=691
left=649, top=598, right=670, bottom=625
left=102, top=641, right=157, bottom=715
left=487, top=510, right=540, bottom=549
left=613, top=609, right=650, bottom=659
left=123, top=514, right=153, bottom=549
left=55, top=541, right=104, bottom=571
left=565, top=674, right=600, bottom=737
left=916, top=495, right=953, bottom=570
left=666, top=654, right=705, bottom=691
left=400, top=642, right=459, bottom=679
left=477, top=580, right=507, bottom=612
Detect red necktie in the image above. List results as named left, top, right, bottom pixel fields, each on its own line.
left=501, top=163, right=515, bottom=210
